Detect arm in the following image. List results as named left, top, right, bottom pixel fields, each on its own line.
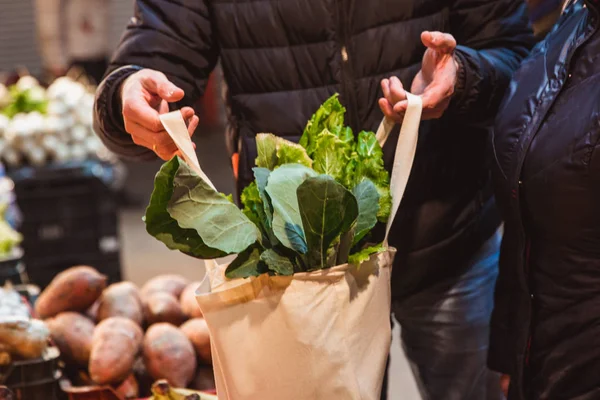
left=93, top=0, right=219, bottom=160
left=449, top=0, right=535, bottom=123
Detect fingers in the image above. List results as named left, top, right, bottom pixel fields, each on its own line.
left=380, top=76, right=408, bottom=123
left=421, top=31, right=457, bottom=54
left=379, top=98, right=403, bottom=124
left=126, top=121, right=179, bottom=160
left=139, top=70, right=185, bottom=102
left=187, top=115, right=200, bottom=137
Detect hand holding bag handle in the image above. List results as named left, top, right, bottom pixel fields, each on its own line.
left=159, top=92, right=422, bottom=248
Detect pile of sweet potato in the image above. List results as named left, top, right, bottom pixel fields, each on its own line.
left=35, top=266, right=213, bottom=399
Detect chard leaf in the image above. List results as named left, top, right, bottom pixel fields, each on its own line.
left=300, top=94, right=346, bottom=156
left=348, top=243, right=387, bottom=266
left=276, top=139, right=312, bottom=168
left=312, top=129, right=352, bottom=183
left=145, top=157, right=226, bottom=259
left=225, top=246, right=266, bottom=279
left=297, top=175, right=358, bottom=270
left=266, top=164, right=317, bottom=254
left=352, top=179, right=380, bottom=245
left=168, top=159, right=260, bottom=254
left=260, top=248, right=295, bottom=276
left=255, top=133, right=278, bottom=170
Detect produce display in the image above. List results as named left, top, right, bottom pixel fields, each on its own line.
left=34, top=266, right=213, bottom=398
left=0, top=283, right=49, bottom=363
left=0, top=75, right=107, bottom=168
left=0, top=204, right=21, bottom=258
left=146, top=94, right=390, bottom=279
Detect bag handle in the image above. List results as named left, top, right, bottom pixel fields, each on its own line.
left=376, top=92, right=422, bottom=245
left=160, top=92, right=422, bottom=246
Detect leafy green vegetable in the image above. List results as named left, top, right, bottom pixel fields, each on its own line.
left=297, top=175, right=358, bottom=270
left=255, top=133, right=312, bottom=170
left=353, top=131, right=391, bottom=221
left=348, top=243, right=386, bottom=266
left=260, top=249, right=295, bottom=276
left=145, top=157, right=226, bottom=259
left=352, top=179, right=380, bottom=245
left=300, top=94, right=346, bottom=155
left=225, top=246, right=266, bottom=279
left=167, top=159, right=261, bottom=255
left=266, top=164, right=317, bottom=254
left=312, top=129, right=353, bottom=183
left=148, top=94, right=392, bottom=279
left=0, top=86, right=47, bottom=118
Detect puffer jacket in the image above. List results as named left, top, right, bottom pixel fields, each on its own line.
left=491, top=0, right=600, bottom=398
left=94, top=0, right=533, bottom=300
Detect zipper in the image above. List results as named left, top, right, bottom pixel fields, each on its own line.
left=335, top=0, right=360, bottom=133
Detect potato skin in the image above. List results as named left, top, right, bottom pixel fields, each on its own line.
left=143, top=323, right=196, bottom=388
left=180, top=281, right=203, bottom=319
left=144, top=292, right=186, bottom=327
left=97, top=282, right=144, bottom=326
left=140, top=275, right=189, bottom=299
left=35, top=266, right=107, bottom=319
left=89, top=317, right=143, bottom=385
left=46, top=312, right=95, bottom=366
left=180, top=318, right=212, bottom=365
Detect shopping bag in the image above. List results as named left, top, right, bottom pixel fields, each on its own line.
left=160, top=93, right=423, bottom=400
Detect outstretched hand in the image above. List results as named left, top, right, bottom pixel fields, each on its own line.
left=379, top=31, right=459, bottom=122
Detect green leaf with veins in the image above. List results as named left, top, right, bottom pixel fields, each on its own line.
left=266, top=164, right=317, bottom=254
left=352, top=179, right=380, bottom=245
left=167, top=159, right=260, bottom=254
left=297, top=175, right=358, bottom=270
left=225, top=246, right=267, bottom=279
left=145, top=157, right=226, bottom=259
left=260, top=248, right=295, bottom=275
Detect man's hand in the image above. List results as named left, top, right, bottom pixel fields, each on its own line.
left=500, top=374, right=510, bottom=398
left=121, top=69, right=199, bottom=160
left=379, top=31, right=459, bottom=122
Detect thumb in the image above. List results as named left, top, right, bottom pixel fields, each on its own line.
left=421, top=31, right=457, bottom=54
left=140, top=71, right=185, bottom=102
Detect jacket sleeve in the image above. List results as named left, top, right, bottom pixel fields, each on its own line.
left=93, top=0, right=219, bottom=160
left=448, top=0, right=535, bottom=124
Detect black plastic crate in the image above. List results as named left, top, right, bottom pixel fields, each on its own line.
left=8, top=161, right=122, bottom=290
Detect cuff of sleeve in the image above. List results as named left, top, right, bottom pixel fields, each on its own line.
left=448, top=48, right=469, bottom=115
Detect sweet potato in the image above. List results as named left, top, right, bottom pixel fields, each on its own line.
left=89, top=317, right=143, bottom=385
left=144, top=292, right=186, bottom=326
left=140, top=275, right=189, bottom=299
left=143, top=323, right=196, bottom=387
left=180, top=281, right=203, bottom=318
left=180, top=318, right=212, bottom=365
left=85, top=301, right=99, bottom=322
left=114, top=374, right=139, bottom=400
left=35, top=266, right=107, bottom=319
left=46, top=312, right=94, bottom=366
left=97, top=282, right=143, bottom=326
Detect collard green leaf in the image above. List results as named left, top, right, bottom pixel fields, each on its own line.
left=297, top=175, right=359, bottom=270
left=168, top=159, right=260, bottom=254
left=266, top=164, right=317, bottom=254
left=312, top=129, right=353, bottom=183
left=300, top=94, right=346, bottom=156
left=255, top=134, right=278, bottom=170
left=260, top=249, right=295, bottom=276
left=145, top=157, right=225, bottom=259
left=348, top=243, right=387, bottom=266
left=225, top=246, right=266, bottom=279
left=352, top=179, right=380, bottom=245
left=276, top=139, right=312, bottom=168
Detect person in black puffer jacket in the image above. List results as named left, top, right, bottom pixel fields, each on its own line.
left=93, top=1, right=533, bottom=399
left=491, top=0, right=600, bottom=398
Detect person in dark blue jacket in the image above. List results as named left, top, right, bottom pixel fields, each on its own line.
left=93, top=1, right=534, bottom=398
